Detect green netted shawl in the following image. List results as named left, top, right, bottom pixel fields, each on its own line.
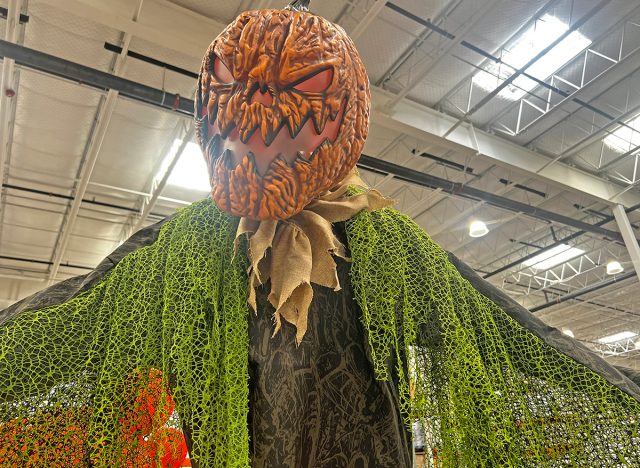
left=1, top=198, right=640, bottom=466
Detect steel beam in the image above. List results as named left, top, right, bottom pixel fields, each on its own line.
left=3, top=183, right=167, bottom=218
left=483, top=202, right=640, bottom=278
left=613, top=204, right=640, bottom=283
left=47, top=1, right=145, bottom=284
left=371, top=86, right=640, bottom=208
left=358, top=154, right=625, bottom=242
left=554, top=100, right=640, bottom=165
left=530, top=270, right=635, bottom=312
left=432, top=0, right=559, bottom=111
left=0, top=40, right=193, bottom=116
left=46, top=91, right=118, bottom=284
left=377, top=0, right=463, bottom=87
left=349, top=0, right=388, bottom=41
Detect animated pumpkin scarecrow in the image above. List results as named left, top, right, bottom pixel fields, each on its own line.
left=2, top=1, right=640, bottom=467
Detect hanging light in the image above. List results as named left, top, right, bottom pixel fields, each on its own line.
left=469, top=220, right=489, bottom=238
left=606, top=260, right=624, bottom=275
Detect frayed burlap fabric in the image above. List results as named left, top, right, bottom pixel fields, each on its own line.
left=236, top=172, right=393, bottom=343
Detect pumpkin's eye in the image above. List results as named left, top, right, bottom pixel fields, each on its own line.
left=213, top=56, right=234, bottom=84
left=293, top=68, right=333, bottom=93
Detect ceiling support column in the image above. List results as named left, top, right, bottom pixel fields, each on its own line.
left=612, top=204, right=640, bottom=283
left=0, top=0, right=22, bottom=181
left=47, top=1, right=145, bottom=284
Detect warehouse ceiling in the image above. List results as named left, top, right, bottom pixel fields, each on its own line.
left=1, top=0, right=640, bottom=368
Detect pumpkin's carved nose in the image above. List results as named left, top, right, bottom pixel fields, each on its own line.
left=250, top=88, right=273, bottom=106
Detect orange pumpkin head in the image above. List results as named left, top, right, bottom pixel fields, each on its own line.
left=196, top=1, right=370, bottom=220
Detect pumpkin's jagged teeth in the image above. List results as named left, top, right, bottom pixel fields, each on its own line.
left=296, top=150, right=310, bottom=163
left=219, top=100, right=236, bottom=135
left=310, top=101, right=325, bottom=135
left=207, top=134, right=223, bottom=159
left=287, top=117, right=306, bottom=139
left=330, top=97, right=347, bottom=121
left=238, top=127, right=251, bottom=144
left=286, top=116, right=297, bottom=138
left=260, top=119, right=271, bottom=145
left=308, top=138, right=331, bottom=162
left=221, top=148, right=235, bottom=169
left=264, top=111, right=280, bottom=146
left=275, top=152, right=293, bottom=168
left=206, top=100, right=218, bottom=124
left=239, top=105, right=251, bottom=131
left=246, top=151, right=259, bottom=174
left=322, top=104, right=332, bottom=126
left=287, top=109, right=305, bottom=138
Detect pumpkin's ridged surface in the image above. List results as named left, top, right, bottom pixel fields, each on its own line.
left=196, top=9, right=370, bottom=220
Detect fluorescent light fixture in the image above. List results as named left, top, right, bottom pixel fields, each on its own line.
left=522, top=243, right=584, bottom=270
left=606, top=260, right=624, bottom=275
left=562, top=329, right=574, bottom=338
left=598, top=331, right=637, bottom=344
left=473, top=14, right=591, bottom=100
left=603, top=114, right=640, bottom=153
left=469, top=220, right=489, bottom=237
left=158, top=139, right=211, bottom=192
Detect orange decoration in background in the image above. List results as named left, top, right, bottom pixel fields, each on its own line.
left=0, top=408, right=88, bottom=466
left=119, top=368, right=176, bottom=437
left=0, top=368, right=188, bottom=467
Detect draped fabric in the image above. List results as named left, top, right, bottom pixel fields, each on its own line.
left=236, top=171, right=392, bottom=343
left=1, top=198, right=639, bottom=466
left=346, top=205, right=640, bottom=466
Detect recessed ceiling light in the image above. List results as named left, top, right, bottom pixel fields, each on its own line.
left=473, top=14, right=591, bottom=100
left=522, top=243, right=585, bottom=270
left=598, top=331, right=637, bottom=344
left=606, top=260, right=624, bottom=275
left=158, top=139, right=211, bottom=192
left=469, top=220, right=489, bottom=237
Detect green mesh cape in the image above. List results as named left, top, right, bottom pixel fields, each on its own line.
left=1, top=198, right=639, bottom=466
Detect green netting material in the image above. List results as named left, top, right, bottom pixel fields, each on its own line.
left=1, top=198, right=639, bottom=466
left=346, top=207, right=640, bottom=466
left=0, top=200, right=250, bottom=466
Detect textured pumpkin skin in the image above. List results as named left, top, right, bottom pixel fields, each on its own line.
left=196, top=9, right=370, bottom=220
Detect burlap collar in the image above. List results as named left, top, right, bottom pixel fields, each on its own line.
left=234, top=172, right=393, bottom=344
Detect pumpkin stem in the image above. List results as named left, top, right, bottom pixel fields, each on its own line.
left=284, top=0, right=310, bottom=12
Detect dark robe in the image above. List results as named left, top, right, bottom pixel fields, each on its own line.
left=248, top=255, right=413, bottom=467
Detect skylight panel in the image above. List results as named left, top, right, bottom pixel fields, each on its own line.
left=158, top=139, right=211, bottom=192
left=473, top=14, right=591, bottom=100
left=603, top=114, right=640, bottom=153
left=598, top=331, right=637, bottom=344
left=522, top=243, right=585, bottom=270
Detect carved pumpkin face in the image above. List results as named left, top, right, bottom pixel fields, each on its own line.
left=196, top=8, right=370, bottom=220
